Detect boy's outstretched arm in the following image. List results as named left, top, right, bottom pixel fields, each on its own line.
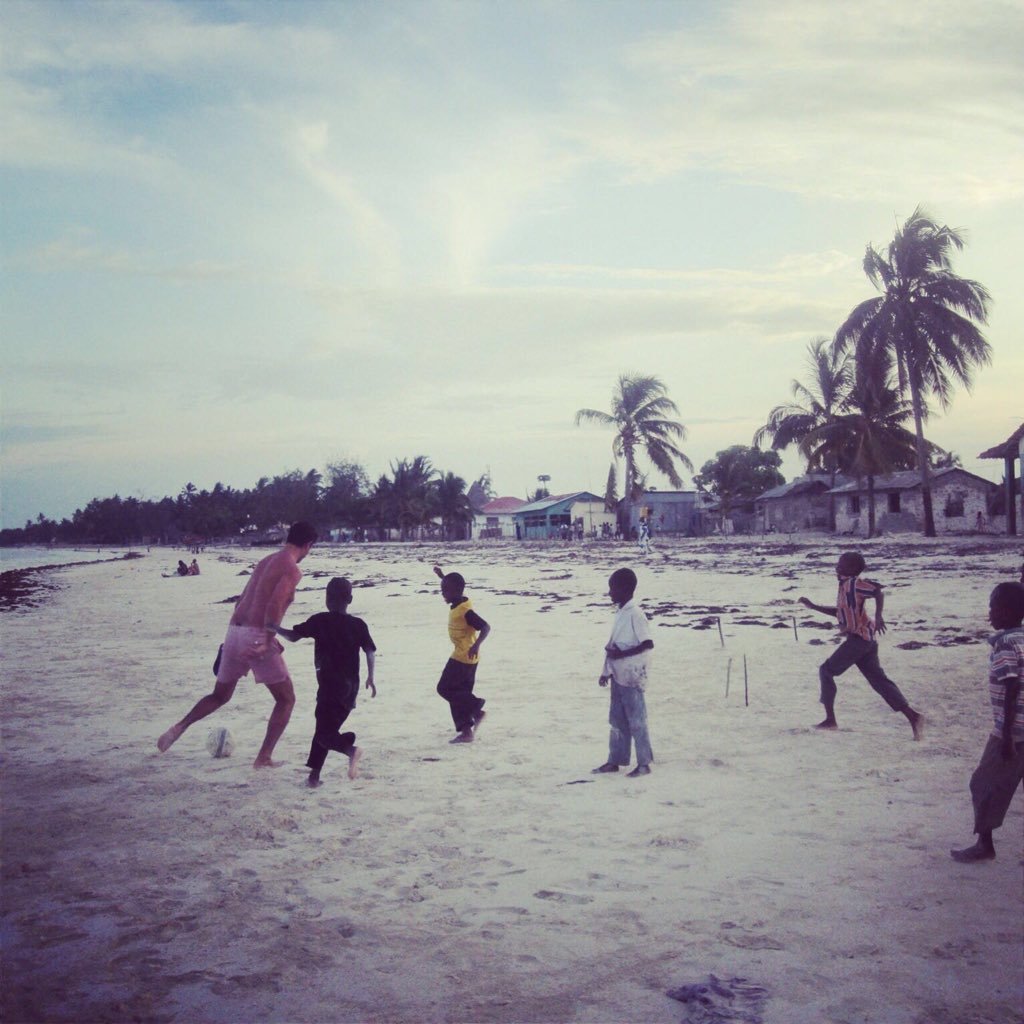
left=271, top=624, right=301, bottom=642
left=799, top=596, right=836, bottom=616
left=432, top=565, right=444, bottom=579
left=364, top=648, right=377, bottom=698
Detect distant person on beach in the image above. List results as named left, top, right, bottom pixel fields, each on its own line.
left=593, top=567, right=655, bottom=777
left=432, top=564, right=490, bottom=743
left=274, top=577, right=376, bottom=788
left=188, top=559, right=200, bottom=576
left=799, top=551, right=924, bottom=738
left=177, top=560, right=189, bottom=576
left=157, top=521, right=317, bottom=768
left=950, top=582, right=1024, bottom=863
left=637, top=519, right=652, bottom=556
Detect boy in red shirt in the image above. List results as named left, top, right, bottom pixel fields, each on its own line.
left=799, top=551, right=924, bottom=738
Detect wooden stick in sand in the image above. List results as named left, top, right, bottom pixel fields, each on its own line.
left=744, top=654, right=749, bottom=707
left=792, top=615, right=799, bottom=642
left=725, top=657, right=733, bottom=698
left=717, top=616, right=724, bottom=647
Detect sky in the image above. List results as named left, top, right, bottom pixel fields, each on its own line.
left=2, top=0, right=1022, bottom=529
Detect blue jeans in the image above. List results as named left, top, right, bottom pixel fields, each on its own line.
left=819, top=635, right=909, bottom=712
left=608, top=682, right=653, bottom=766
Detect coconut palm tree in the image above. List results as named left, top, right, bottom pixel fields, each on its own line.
left=434, top=471, right=473, bottom=541
left=575, top=374, right=692, bottom=526
left=834, top=207, right=991, bottom=536
left=800, top=365, right=920, bottom=538
left=753, top=337, right=851, bottom=530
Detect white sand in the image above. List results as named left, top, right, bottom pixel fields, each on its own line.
left=2, top=537, right=1022, bottom=1024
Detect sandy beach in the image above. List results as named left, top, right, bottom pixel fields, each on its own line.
left=2, top=537, right=1022, bottom=1024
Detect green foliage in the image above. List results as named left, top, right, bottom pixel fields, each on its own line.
left=694, top=446, right=784, bottom=516
left=834, top=206, right=991, bottom=536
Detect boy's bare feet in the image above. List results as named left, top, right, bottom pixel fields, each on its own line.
left=307, top=771, right=322, bottom=788
left=347, top=746, right=362, bottom=779
left=592, top=763, right=619, bottom=773
left=909, top=710, right=925, bottom=741
left=950, top=842, right=995, bottom=863
left=450, top=729, right=473, bottom=744
left=253, top=757, right=286, bottom=769
left=157, top=724, right=184, bottom=752
left=815, top=718, right=838, bottom=730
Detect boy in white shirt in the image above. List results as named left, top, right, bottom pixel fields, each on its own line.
left=593, top=568, right=655, bottom=778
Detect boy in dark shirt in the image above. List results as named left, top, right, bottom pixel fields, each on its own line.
left=432, top=564, right=491, bottom=744
left=275, top=577, right=376, bottom=787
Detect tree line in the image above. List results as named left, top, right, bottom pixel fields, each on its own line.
left=7, top=207, right=993, bottom=547
left=1, top=459, right=495, bottom=547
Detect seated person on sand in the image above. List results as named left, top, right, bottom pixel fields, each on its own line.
left=188, top=559, right=200, bottom=575
left=156, top=522, right=317, bottom=769
left=177, top=560, right=189, bottom=576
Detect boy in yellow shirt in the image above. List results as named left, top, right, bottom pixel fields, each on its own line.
left=433, top=565, right=491, bottom=743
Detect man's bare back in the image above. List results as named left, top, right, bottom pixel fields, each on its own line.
left=157, top=523, right=317, bottom=768
left=232, top=547, right=304, bottom=632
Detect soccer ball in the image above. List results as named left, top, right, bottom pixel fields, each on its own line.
left=206, top=727, right=235, bottom=758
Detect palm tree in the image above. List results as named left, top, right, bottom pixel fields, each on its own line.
left=834, top=207, right=991, bottom=536
left=434, top=471, right=472, bottom=540
left=575, top=374, right=692, bottom=525
left=753, top=337, right=851, bottom=530
left=801, top=364, right=920, bottom=538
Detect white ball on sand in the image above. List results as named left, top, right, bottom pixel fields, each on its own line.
left=206, top=727, right=234, bottom=759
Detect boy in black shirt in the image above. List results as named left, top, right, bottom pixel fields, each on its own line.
left=275, top=577, right=376, bottom=787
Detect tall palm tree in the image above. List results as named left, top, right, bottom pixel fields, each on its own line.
left=834, top=207, right=991, bottom=536
left=753, top=337, right=851, bottom=530
left=434, top=471, right=472, bottom=541
left=575, top=374, right=692, bottom=525
left=801, top=365, right=920, bottom=538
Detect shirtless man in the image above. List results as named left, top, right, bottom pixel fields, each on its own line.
left=157, top=521, right=317, bottom=768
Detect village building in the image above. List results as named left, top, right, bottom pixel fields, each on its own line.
left=829, top=467, right=996, bottom=536
left=978, top=422, right=1024, bottom=536
left=511, top=492, right=615, bottom=540
left=471, top=497, right=527, bottom=540
left=629, top=490, right=709, bottom=536
left=754, top=474, right=847, bottom=533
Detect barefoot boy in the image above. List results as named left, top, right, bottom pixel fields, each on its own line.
left=593, top=567, right=655, bottom=778
left=799, top=551, right=923, bottom=738
left=432, top=565, right=490, bottom=744
left=157, top=521, right=317, bottom=768
left=275, top=577, right=377, bottom=788
left=951, top=582, right=1024, bottom=863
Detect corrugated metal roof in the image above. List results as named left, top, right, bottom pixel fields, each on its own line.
left=979, top=422, right=1024, bottom=460
left=514, top=491, right=604, bottom=514
left=480, top=497, right=527, bottom=513
left=827, top=467, right=992, bottom=494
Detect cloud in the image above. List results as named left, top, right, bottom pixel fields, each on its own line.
left=566, top=1, right=1024, bottom=204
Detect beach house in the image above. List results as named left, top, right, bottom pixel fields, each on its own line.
left=978, top=422, right=1024, bottom=536
left=511, top=492, right=615, bottom=540
left=753, top=474, right=846, bottom=534
left=829, top=467, right=995, bottom=536
left=471, top=497, right=527, bottom=540
left=628, top=490, right=709, bottom=536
